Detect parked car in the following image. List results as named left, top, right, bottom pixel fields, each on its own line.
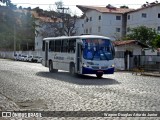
left=23, top=55, right=29, bottom=62
left=19, top=55, right=27, bottom=61
left=14, top=53, right=18, bottom=60
left=28, top=55, right=33, bottom=62
left=14, top=54, right=22, bottom=61
left=28, top=55, right=36, bottom=62
left=36, top=56, right=42, bottom=63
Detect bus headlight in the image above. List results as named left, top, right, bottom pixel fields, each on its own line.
left=83, top=63, right=87, bottom=67
left=111, top=64, right=115, bottom=67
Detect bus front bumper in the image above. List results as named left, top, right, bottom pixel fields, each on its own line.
left=82, top=67, right=114, bottom=74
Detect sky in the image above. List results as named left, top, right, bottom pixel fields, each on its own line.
left=11, top=0, right=159, bottom=15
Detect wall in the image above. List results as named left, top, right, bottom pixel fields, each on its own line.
left=0, top=51, right=41, bottom=59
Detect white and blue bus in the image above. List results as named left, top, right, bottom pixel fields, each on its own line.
left=42, top=35, right=115, bottom=78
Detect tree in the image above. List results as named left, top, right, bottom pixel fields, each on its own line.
left=152, top=34, right=160, bottom=48
left=0, top=0, right=16, bottom=9
left=120, top=5, right=129, bottom=9
left=54, top=1, right=77, bottom=36
left=126, top=26, right=157, bottom=47
left=0, top=6, right=35, bottom=51
left=36, top=1, right=77, bottom=37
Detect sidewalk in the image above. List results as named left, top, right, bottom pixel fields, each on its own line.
left=141, top=71, right=160, bottom=77
left=115, top=70, right=160, bottom=77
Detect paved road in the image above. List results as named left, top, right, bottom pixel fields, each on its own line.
left=0, top=59, right=160, bottom=119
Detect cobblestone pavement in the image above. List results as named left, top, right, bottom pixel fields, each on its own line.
left=0, top=59, right=160, bottom=120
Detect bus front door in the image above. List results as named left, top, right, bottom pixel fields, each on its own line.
left=45, top=42, right=48, bottom=67
left=77, top=43, right=82, bottom=73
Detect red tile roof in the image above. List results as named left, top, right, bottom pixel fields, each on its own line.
left=31, top=11, right=62, bottom=23
left=76, top=5, right=134, bottom=14
left=127, top=3, right=160, bottom=13
left=113, top=40, right=136, bottom=46
left=113, top=40, right=148, bottom=48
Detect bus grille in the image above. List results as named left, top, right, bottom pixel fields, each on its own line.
left=101, top=66, right=108, bottom=69
left=92, top=66, right=99, bottom=70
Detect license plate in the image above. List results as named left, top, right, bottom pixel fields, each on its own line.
left=97, top=71, right=103, bottom=73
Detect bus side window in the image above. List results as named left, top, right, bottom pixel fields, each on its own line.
left=61, top=39, right=68, bottom=52
left=55, top=40, right=61, bottom=52
left=68, top=39, right=76, bottom=53
left=49, top=40, right=55, bottom=52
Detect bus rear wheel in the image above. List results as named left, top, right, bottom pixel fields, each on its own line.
left=96, top=73, right=103, bottom=78
left=49, top=61, right=58, bottom=73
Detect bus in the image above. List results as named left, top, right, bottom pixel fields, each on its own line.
left=42, top=35, right=115, bottom=78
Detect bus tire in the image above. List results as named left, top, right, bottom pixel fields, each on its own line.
left=96, top=73, right=103, bottom=78
left=49, top=61, right=58, bottom=73
left=70, top=64, right=75, bottom=75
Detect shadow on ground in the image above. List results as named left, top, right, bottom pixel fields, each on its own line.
left=36, top=71, right=120, bottom=86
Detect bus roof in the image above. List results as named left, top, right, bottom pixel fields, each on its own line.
left=43, top=35, right=111, bottom=41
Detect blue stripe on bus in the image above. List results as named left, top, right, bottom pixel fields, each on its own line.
left=82, top=67, right=114, bottom=74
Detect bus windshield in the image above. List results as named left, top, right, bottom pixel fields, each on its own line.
left=82, top=39, right=114, bottom=60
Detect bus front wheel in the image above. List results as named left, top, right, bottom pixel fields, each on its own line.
left=49, top=61, right=58, bottom=73
left=96, top=73, right=103, bottom=78
left=70, top=65, right=75, bottom=75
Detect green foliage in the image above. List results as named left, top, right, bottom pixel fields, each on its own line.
left=0, top=6, right=35, bottom=51
left=127, top=26, right=157, bottom=47
left=152, top=34, right=160, bottom=48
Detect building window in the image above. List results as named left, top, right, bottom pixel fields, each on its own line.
left=116, top=16, right=121, bottom=20
left=142, top=13, right=147, bottom=18
left=98, top=26, right=101, bottom=32
left=98, top=15, right=101, bottom=20
left=90, top=17, right=92, bottom=21
left=116, top=28, right=120, bottom=32
left=115, top=51, right=124, bottom=58
left=128, top=15, right=130, bottom=20
left=89, top=28, right=92, bottom=33
left=157, top=26, right=160, bottom=31
left=86, top=18, right=89, bottom=22
left=82, top=24, right=84, bottom=27
left=86, top=29, right=88, bottom=34
left=158, top=13, right=160, bottom=18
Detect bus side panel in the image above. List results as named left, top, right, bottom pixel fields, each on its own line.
left=48, top=52, right=75, bottom=72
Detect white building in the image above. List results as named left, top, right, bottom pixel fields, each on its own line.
left=32, top=11, right=61, bottom=56
left=76, top=5, right=133, bottom=40
left=127, top=2, right=160, bottom=33
left=113, top=40, right=148, bottom=70
left=75, top=16, right=85, bottom=35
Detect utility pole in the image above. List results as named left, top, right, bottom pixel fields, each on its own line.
left=13, top=24, right=16, bottom=55
left=58, top=7, right=69, bottom=36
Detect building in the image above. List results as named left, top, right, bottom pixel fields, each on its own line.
left=113, top=40, right=148, bottom=70
left=75, top=15, right=85, bottom=35
left=76, top=5, right=133, bottom=40
left=76, top=2, right=160, bottom=39
left=32, top=11, right=62, bottom=56
left=126, top=2, right=160, bottom=33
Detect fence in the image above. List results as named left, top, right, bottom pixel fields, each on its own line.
left=131, top=55, right=160, bottom=72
